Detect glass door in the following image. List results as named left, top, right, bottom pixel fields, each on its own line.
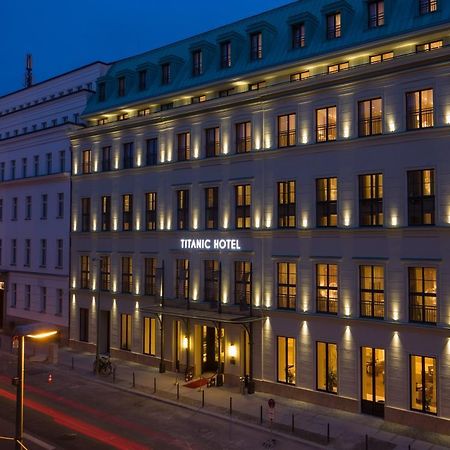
left=361, top=347, right=385, bottom=417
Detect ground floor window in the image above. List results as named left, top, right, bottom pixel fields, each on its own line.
left=411, top=355, right=437, bottom=414
left=317, top=342, right=338, bottom=393
left=361, top=347, right=385, bottom=416
left=143, top=317, right=156, bottom=356
left=120, top=313, right=132, bottom=351
left=79, top=307, right=89, bottom=342
left=277, top=336, right=296, bottom=384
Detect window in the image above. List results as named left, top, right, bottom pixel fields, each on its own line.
left=409, top=267, right=437, bottom=324
left=316, top=106, right=337, bottom=142
left=12, top=197, right=17, bottom=220
left=419, top=0, right=438, bottom=15
left=177, top=132, right=191, bottom=161
left=278, top=181, right=296, bottom=228
left=80, top=308, right=89, bottom=342
left=22, top=157, right=27, bottom=178
left=0, top=199, right=2, bottom=221
left=236, top=122, right=252, bottom=153
left=416, top=40, right=442, bottom=52
left=81, top=198, right=91, bottom=232
left=317, top=342, right=338, bottom=393
left=11, top=239, right=17, bottom=265
left=176, top=190, right=189, bottom=230
left=138, top=108, right=151, bottom=117
left=250, top=32, right=263, bottom=60
left=118, top=76, right=125, bottom=97
left=220, top=41, right=232, bottom=68
left=278, top=114, right=296, bottom=148
left=359, top=98, right=382, bottom=137
left=327, top=12, right=341, bottom=39
left=121, top=257, right=133, bottom=294
left=33, top=155, right=39, bottom=177
left=406, top=89, right=434, bottom=130
left=277, top=337, right=296, bottom=384
left=192, top=50, right=203, bottom=76
left=249, top=81, right=266, bottom=91
left=82, top=150, right=91, bottom=174
left=80, top=255, right=90, bottom=289
left=11, top=160, right=16, bottom=179
left=369, top=1, right=384, bottom=28
left=98, top=82, right=106, bottom=102
left=11, top=283, right=17, bottom=308
left=204, top=260, right=219, bottom=303
left=235, top=184, right=251, bottom=229
left=205, top=187, right=219, bottom=230
left=410, top=355, right=436, bottom=414
left=138, top=69, right=147, bottom=91
left=101, top=196, right=111, bottom=231
left=235, top=261, right=252, bottom=307
left=316, top=264, right=338, bottom=314
left=25, top=196, right=31, bottom=220
left=277, top=262, right=296, bottom=310
left=0, top=163, right=4, bottom=181
left=191, top=95, right=206, bottom=104
left=25, top=285, right=31, bottom=310
left=59, top=150, right=66, bottom=173
left=290, top=71, right=310, bottom=82
left=205, top=127, right=220, bottom=157
left=40, top=286, right=47, bottom=312
left=327, top=62, right=349, bottom=74
left=407, top=169, right=435, bottom=225
left=56, top=289, right=63, bottom=315
left=292, top=23, right=305, bottom=49
left=123, top=142, right=134, bottom=169
left=102, top=146, right=111, bottom=172
left=100, top=255, right=111, bottom=291
left=57, top=193, right=64, bottom=218
left=361, top=348, right=385, bottom=413
left=146, top=138, right=158, bottom=166
left=176, top=259, right=190, bottom=301
left=40, top=239, right=46, bottom=267
left=144, top=257, right=156, bottom=296
left=160, top=102, right=173, bottom=111
left=120, top=314, right=132, bottom=351
left=145, top=192, right=157, bottom=231
left=56, top=239, right=63, bottom=268
left=24, top=239, right=31, bottom=267
left=162, top=63, right=171, bottom=85
left=360, top=266, right=384, bottom=318
left=46, top=153, right=52, bottom=174
left=143, top=317, right=156, bottom=355
left=122, top=194, right=133, bottom=231
left=359, top=174, right=383, bottom=226
left=316, top=178, right=337, bottom=227
left=219, top=88, right=235, bottom=97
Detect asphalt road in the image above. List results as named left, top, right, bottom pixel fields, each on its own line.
left=0, top=353, right=316, bottom=450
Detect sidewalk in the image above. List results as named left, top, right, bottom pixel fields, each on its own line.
left=48, top=347, right=450, bottom=450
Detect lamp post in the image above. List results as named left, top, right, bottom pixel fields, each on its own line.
left=12, top=324, right=58, bottom=450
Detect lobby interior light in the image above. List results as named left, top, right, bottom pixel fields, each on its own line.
left=182, top=336, right=189, bottom=350
left=228, top=343, right=237, bottom=364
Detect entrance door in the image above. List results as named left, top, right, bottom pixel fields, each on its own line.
left=0, top=282, right=4, bottom=329
left=201, top=326, right=218, bottom=373
left=99, top=310, right=110, bottom=354
left=361, top=347, right=385, bottom=417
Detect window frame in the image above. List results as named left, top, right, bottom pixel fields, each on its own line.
left=316, top=263, right=338, bottom=314
left=277, top=262, right=297, bottom=310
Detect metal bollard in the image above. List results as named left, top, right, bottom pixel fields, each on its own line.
left=291, top=414, right=295, bottom=433
left=229, top=397, right=232, bottom=416
left=153, top=377, right=156, bottom=393
left=327, top=423, right=330, bottom=444
left=202, top=390, right=205, bottom=408
left=176, top=382, right=179, bottom=400
left=260, top=405, right=263, bottom=424
left=132, top=372, right=136, bottom=388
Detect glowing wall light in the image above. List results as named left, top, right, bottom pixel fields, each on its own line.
left=193, top=211, right=199, bottom=230
left=254, top=210, right=261, bottom=229
left=302, top=216, right=308, bottom=228
left=391, top=213, right=398, bottom=227
left=72, top=218, right=78, bottom=232
left=343, top=212, right=351, bottom=227
left=113, top=217, right=118, bottom=231
left=223, top=211, right=229, bottom=229
left=301, top=130, right=308, bottom=144
left=255, top=132, right=261, bottom=150
left=265, top=211, right=272, bottom=228
left=389, top=120, right=396, bottom=133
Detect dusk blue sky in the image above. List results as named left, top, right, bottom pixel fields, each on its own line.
left=1, top=0, right=291, bottom=96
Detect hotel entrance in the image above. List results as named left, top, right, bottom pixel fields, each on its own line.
left=201, top=326, right=220, bottom=373
left=361, top=347, right=385, bottom=417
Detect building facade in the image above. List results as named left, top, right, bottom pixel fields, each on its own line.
left=0, top=62, right=109, bottom=338
left=70, top=0, right=450, bottom=433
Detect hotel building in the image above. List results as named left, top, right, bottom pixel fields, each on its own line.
left=70, top=0, right=450, bottom=433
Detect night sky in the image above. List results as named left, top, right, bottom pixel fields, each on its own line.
left=1, top=0, right=291, bottom=96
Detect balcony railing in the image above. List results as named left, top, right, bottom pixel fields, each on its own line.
left=236, top=137, right=251, bottom=153
left=316, top=297, right=338, bottom=314
left=358, top=117, right=382, bottom=137
left=409, top=304, right=437, bottom=324
left=407, top=108, right=434, bottom=130
left=327, top=24, right=341, bottom=40
left=316, top=124, right=336, bottom=142
left=360, top=300, right=384, bottom=318
left=278, top=130, right=296, bottom=148
left=277, top=293, right=296, bottom=310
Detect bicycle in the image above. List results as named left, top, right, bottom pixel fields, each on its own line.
left=93, top=354, right=113, bottom=376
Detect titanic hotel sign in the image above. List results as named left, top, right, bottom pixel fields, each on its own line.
left=180, top=238, right=242, bottom=251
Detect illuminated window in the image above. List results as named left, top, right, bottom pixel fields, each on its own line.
left=102, top=146, right=111, bottom=172
left=250, top=32, right=263, bottom=60
left=358, top=98, right=382, bottom=137
left=161, top=63, right=171, bottom=85
left=117, top=113, right=129, bottom=121
left=277, top=337, right=296, bottom=384
left=191, top=95, right=206, bottom=104
left=176, top=259, right=190, bottom=301
left=277, top=181, right=296, bottom=228
left=249, top=80, right=266, bottom=91
left=219, top=88, right=235, bottom=97
left=143, top=317, right=156, bottom=355
left=101, top=195, right=111, bottom=231
left=369, top=52, right=393, bottom=64
left=81, top=198, right=90, bottom=232
left=406, top=89, right=434, bottom=130
left=409, top=267, right=437, bottom=324
left=359, top=173, right=383, bottom=226
left=79, top=308, right=89, bottom=342
left=146, top=138, right=158, bottom=166
left=205, top=187, right=219, bottom=230
left=291, top=23, right=305, bottom=48
left=411, top=355, right=437, bottom=414
left=138, top=69, right=147, bottom=91
left=419, top=0, right=438, bottom=15
left=278, top=113, right=296, bottom=148
left=407, top=169, right=435, bottom=225
left=235, top=184, right=251, bottom=229
left=138, top=108, right=151, bottom=117
left=316, top=106, right=337, bottom=142
left=123, top=142, right=134, bottom=169
left=100, top=255, right=111, bottom=291
left=121, top=256, right=133, bottom=294
left=317, top=342, right=338, bottom=393
left=277, top=262, right=296, bottom=310
left=204, top=260, right=219, bottom=302
left=205, top=127, right=220, bottom=157
left=145, top=192, right=157, bottom=231
left=192, top=50, right=203, bottom=76
left=176, top=190, right=189, bottom=230
left=118, top=76, right=125, bottom=97
left=122, top=194, right=133, bottom=231
left=416, top=40, right=443, bottom=52
left=290, top=71, right=310, bottom=82
left=369, top=1, right=384, bottom=28
left=235, top=261, right=252, bottom=307
left=80, top=255, right=90, bottom=289
left=220, top=41, right=232, bottom=68
left=82, top=149, right=91, bottom=174
left=360, top=265, right=384, bottom=318
left=120, top=313, right=132, bottom=351
left=144, top=258, right=156, bottom=296
left=327, top=62, right=349, bottom=74
left=316, top=177, right=337, bottom=227
left=316, top=264, right=338, bottom=314
left=177, top=132, right=191, bottom=161
left=236, top=122, right=252, bottom=153
left=327, top=12, right=341, bottom=39
left=361, top=348, right=385, bottom=416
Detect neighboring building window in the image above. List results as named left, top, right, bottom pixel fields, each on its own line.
left=144, top=257, right=156, bottom=296
left=145, top=192, right=157, bottom=231
left=40, top=239, right=46, bottom=267
left=59, top=150, right=65, bottom=173
left=316, top=177, right=338, bottom=227
left=0, top=199, right=2, bottom=221
left=25, top=285, right=31, bottom=310
left=122, top=194, right=133, bottom=231
left=34, top=156, right=39, bottom=176
left=292, top=23, right=305, bottom=48
left=370, top=51, right=394, bottom=64
left=46, top=152, right=52, bottom=174
left=191, top=95, right=206, bottom=104
left=80, top=308, right=89, bottom=342
left=278, top=181, right=296, bottom=228
left=146, top=138, right=158, bottom=166
left=290, top=71, right=310, bottom=82
left=219, top=88, right=235, bottom=97
left=138, top=69, right=147, bottom=91
left=98, top=82, right=106, bottom=102
left=220, top=41, right=232, bottom=68
left=0, top=162, right=4, bottom=181
left=359, top=98, right=382, bottom=137
left=143, top=317, right=156, bottom=355
left=360, top=265, right=384, bottom=318
left=118, top=76, right=125, bottom=97
left=57, top=193, right=64, bottom=218
left=121, top=257, right=133, bottom=294
left=235, top=184, right=251, bottom=229
left=277, top=337, right=296, bottom=385
left=327, top=12, right=341, bottom=39
left=81, top=198, right=91, bottom=232
left=407, top=169, right=435, bottom=225
left=369, top=1, right=384, bottom=28
left=205, top=187, right=219, bottom=230
left=24, top=239, right=31, bottom=267
left=57, top=289, right=63, bottom=315
left=327, top=62, right=349, bottom=74
left=409, top=267, right=437, bottom=324
left=11, top=160, right=16, bottom=179
left=11, top=239, right=17, bottom=265
left=316, top=106, right=337, bottom=142
left=82, top=150, right=91, bottom=174
left=277, top=262, right=297, bottom=311
left=176, top=259, right=190, bottom=301
left=177, top=132, right=191, bottom=161
left=235, top=261, right=252, bottom=307
left=176, top=190, right=189, bottom=231
left=204, top=260, right=219, bottom=302
left=40, top=286, right=47, bottom=312
left=80, top=255, right=90, bottom=289
left=102, top=146, right=111, bottom=172
left=25, top=196, right=31, bottom=220
left=123, top=142, right=134, bottom=169
left=410, top=355, right=437, bottom=414
left=359, top=174, right=383, bottom=226
left=250, top=31, right=263, bottom=60
left=419, top=0, right=438, bottom=15
left=22, top=157, right=27, bottom=178
left=406, top=89, right=434, bottom=130
left=100, top=255, right=111, bottom=291
left=138, top=108, right=151, bottom=117
left=118, top=113, right=129, bottom=122
left=205, top=127, right=220, bottom=157
left=12, top=197, right=17, bottom=220
left=278, top=113, right=296, bottom=148
left=236, top=122, right=252, bottom=153
left=192, top=49, right=203, bottom=76
left=162, top=63, right=171, bottom=85
left=417, top=40, right=442, bottom=53
left=160, top=102, right=173, bottom=111
left=11, top=283, right=17, bottom=308
left=120, top=313, right=132, bottom=351
left=101, top=196, right=111, bottom=231
left=249, top=80, right=266, bottom=91
left=57, top=239, right=63, bottom=268
left=316, top=264, right=338, bottom=314
left=317, top=342, right=338, bottom=393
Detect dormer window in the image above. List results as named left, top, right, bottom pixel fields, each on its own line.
left=420, top=0, right=437, bottom=14
left=250, top=32, right=263, bottom=60
left=138, top=70, right=147, bottom=91
left=368, top=1, right=384, bottom=28
left=98, top=82, right=106, bottom=102
left=162, top=63, right=171, bottom=85
left=220, top=41, right=232, bottom=68
left=192, top=50, right=203, bottom=76
left=118, top=76, right=125, bottom=97
left=292, top=23, right=305, bottom=48
left=327, top=13, right=341, bottom=39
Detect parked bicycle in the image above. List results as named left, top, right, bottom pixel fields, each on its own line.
left=93, top=354, right=113, bottom=376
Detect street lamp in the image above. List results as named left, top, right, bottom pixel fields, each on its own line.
left=12, top=323, right=58, bottom=450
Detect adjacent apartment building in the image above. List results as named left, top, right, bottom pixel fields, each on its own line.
left=0, top=62, right=109, bottom=339
left=69, top=0, right=450, bottom=433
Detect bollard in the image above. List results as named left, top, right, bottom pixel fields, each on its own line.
left=291, top=414, right=295, bottom=433
left=113, top=367, right=116, bottom=383
left=71, top=357, right=74, bottom=370
left=260, top=405, right=263, bottom=424
left=229, top=397, right=233, bottom=416
left=365, top=434, right=368, bottom=450
left=176, top=382, right=180, bottom=400
left=327, top=423, right=330, bottom=444
left=153, top=377, right=156, bottom=393
left=202, top=390, right=205, bottom=408
left=132, top=372, right=136, bottom=388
